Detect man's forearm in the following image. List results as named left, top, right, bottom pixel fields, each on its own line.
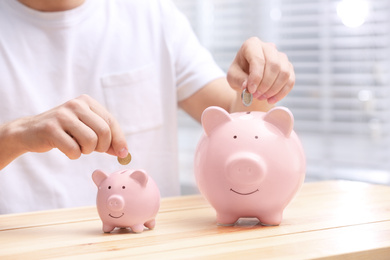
left=0, top=119, right=27, bottom=171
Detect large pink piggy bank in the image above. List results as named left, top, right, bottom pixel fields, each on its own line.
left=92, top=169, right=160, bottom=233
left=194, top=106, right=306, bottom=226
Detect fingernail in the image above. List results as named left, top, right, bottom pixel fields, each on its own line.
left=268, top=97, right=277, bottom=104
left=241, top=80, right=248, bottom=90
left=249, top=83, right=257, bottom=94
left=118, top=147, right=128, bottom=158
left=253, top=91, right=261, bottom=99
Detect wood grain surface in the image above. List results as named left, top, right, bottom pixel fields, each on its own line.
left=0, top=181, right=389, bottom=259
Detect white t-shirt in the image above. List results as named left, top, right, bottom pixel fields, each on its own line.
left=0, top=0, right=225, bottom=213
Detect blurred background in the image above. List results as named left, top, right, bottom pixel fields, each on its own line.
left=174, top=0, right=390, bottom=194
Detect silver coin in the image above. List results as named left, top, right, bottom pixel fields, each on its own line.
left=241, top=88, right=253, bottom=107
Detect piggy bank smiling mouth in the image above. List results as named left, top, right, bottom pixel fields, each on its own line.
left=109, top=213, right=124, bottom=219
left=230, top=189, right=259, bottom=195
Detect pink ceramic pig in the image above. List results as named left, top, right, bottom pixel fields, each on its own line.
left=92, top=169, right=160, bottom=233
left=194, top=106, right=306, bottom=226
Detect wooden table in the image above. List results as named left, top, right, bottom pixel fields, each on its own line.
left=0, top=181, right=389, bottom=259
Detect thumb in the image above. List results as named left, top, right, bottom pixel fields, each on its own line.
left=227, top=62, right=249, bottom=91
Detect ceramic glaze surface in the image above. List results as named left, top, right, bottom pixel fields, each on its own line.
left=194, top=106, right=306, bottom=226
left=92, top=169, right=160, bottom=233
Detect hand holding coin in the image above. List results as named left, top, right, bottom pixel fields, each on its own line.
left=118, top=152, right=132, bottom=165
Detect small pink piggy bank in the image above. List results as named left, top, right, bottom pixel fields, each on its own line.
left=92, top=169, right=160, bottom=233
left=194, top=106, right=306, bottom=226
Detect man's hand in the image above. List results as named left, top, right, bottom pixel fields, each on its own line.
left=0, top=94, right=128, bottom=170
left=227, top=37, right=295, bottom=104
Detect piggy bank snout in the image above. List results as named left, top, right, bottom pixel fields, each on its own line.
left=107, top=194, right=125, bottom=211
left=226, top=153, right=266, bottom=186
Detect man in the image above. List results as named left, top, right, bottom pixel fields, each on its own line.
left=0, top=0, right=294, bottom=213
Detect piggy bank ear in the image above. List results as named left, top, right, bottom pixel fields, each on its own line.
left=130, top=170, right=148, bottom=187
left=263, top=107, right=294, bottom=137
left=201, top=106, right=232, bottom=136
left=92, top=170, right=109, bottom=187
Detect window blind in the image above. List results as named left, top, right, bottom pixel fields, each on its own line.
left=175, top=0, right=390, bottom=188
left=275, top=0, right=390, bottom=183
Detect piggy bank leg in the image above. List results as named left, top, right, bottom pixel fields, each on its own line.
left=103, top=224, right=115, bottom=233
left=131, top=224, right=145, bottom=233
left=144, top=219, right=156, bottom=230
left=216, top=213, right=239, bottom=226
left=258, top=212, right=283, bottom=226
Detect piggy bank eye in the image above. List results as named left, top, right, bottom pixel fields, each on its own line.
left=255, top=136, right=258, bottom=139
left=108, top=186, right=111, bottom=189
left=122, top=186, right=126, bottom=189
left=233, top=135, right=237, bottom=139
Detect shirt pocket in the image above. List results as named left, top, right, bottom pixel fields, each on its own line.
left=101, top=64, right=163, bottom=135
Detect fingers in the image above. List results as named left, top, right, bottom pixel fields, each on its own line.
left=50, top=127, right=83, bottom=160
left=60, top=98, right=105, bottom=155
left=246, top=52, right=265, bottom=94
left=256, top=51, right=295, bottom=104
left=227, top=37, right=295, bottom=105
left=40, top=95, right=127, bottom=160
left=226, top=56, right=250, bottom=91
left=266, top=61, right=295, bottom=104
left=252, top=43, right=281, bottom=96
left=76, top=95, right=128, bottom=158
left=249, top=42, right=294, bottom=104
left=248, top=42, right=275, bottom=95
